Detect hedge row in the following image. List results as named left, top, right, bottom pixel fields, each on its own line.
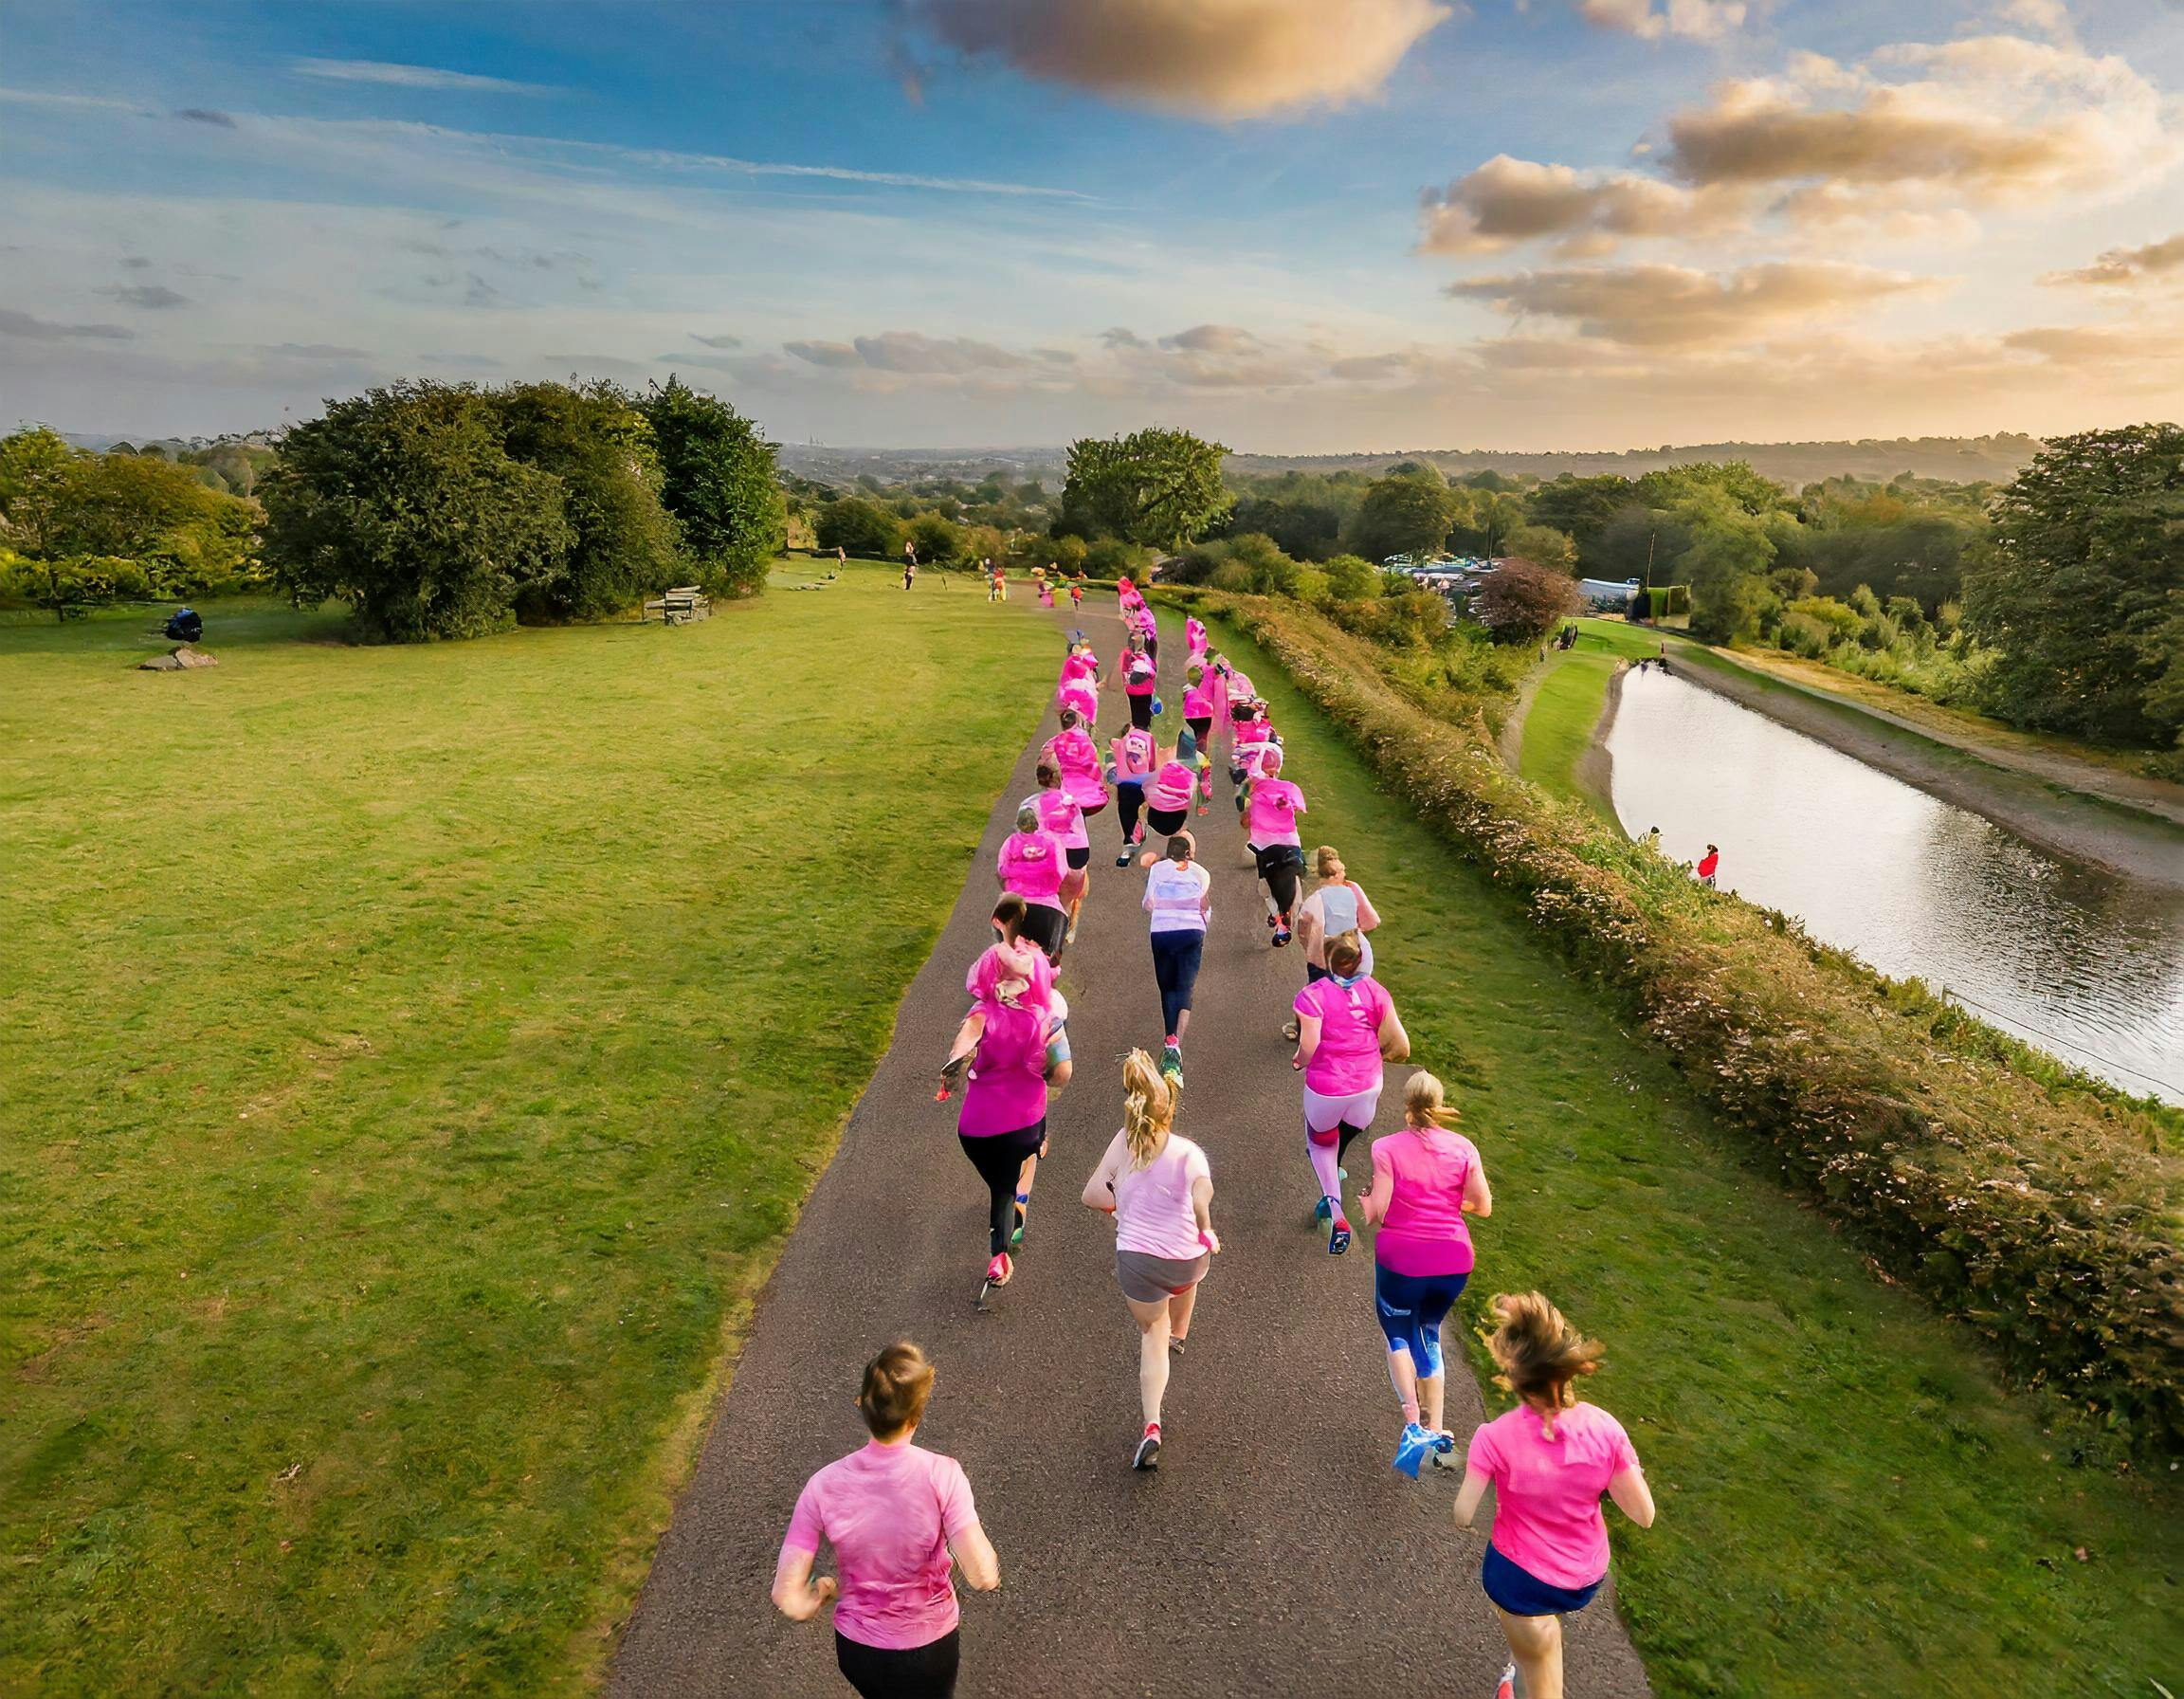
left=1174, top=587, right=2184, bottom=1459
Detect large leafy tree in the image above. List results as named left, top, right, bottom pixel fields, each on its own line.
left=40, top=450, right=259, bottom=590
left=488, top=380, right=684, bottom=624
left=637, top=376, right=784, bottom=597
left=1474, top=557, right=1583, bottom=643
left=0, top=428, right=77, bottom=557
left=1348, top=472, right=1453, bottom=562
left=1527, top=474, right=1636, bottom=562
left=1058, top=427, right=1229, bottom=550
left=264, top=382, right=572, bottom=641
left=1963, top=423, right=2184, bottom=746
left=814, top=496, right=905, bottom=559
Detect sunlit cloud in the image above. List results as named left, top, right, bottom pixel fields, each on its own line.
left=1576, top=0, right=1748, bottom=44
left=1446, top=260, right=1944, bottom=345
left=2041, top=232, right=2184, bottom=289
left=1419, top=155, right=1746, bottom=255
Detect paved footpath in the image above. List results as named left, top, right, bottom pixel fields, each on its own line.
left=610, top=599, right=1651, bottom=1698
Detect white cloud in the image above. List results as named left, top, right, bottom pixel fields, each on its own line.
left=1576, top=0, right=1747, bottom=44
left=2040, top=232, right=2184, bottom=288
left=291, top=59, right=562, bottom=96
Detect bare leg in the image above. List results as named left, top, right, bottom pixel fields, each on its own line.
left=1168, top=1280, right=1199, bottom=1344
left=1125, top=1295, right=1173, bottom=1425
left=1498, top=1609, right=1564, bottom=1699
left=1387, top=1347, right=1421, bottom=1427
left=1423, top=1370, right=1447, bottom=1434
left=1174, top=1007, right=1192, bottom=1046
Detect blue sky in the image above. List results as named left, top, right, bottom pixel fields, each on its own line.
left=3, top=0, right=2181, bottom=449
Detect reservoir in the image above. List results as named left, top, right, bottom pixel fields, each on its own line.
left=1605, top=666, right=2184, bottom=1106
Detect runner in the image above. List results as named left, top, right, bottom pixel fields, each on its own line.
left=1042, top=707, right=1110, bottom=825
left=1696, top=844, right=1720, bottom=887
left=1143, top=752, right=1196, bottom=843
left=994, top=803, right=1068, bottom=964
left=961, top=894, right=1069, bottom=1096
left=1027, top=760, right=1092, bottom=949
left=1107, top=721, right=1157, bottom=866
left=903, top=557, right=916, bottom=592
left=940, top=901, right=1060, bottom=1297
left=1242, top=745, right=1306, bottom=946
left=1358, top=1071, right=1491, bottom=1474
left=1118, top=631, right=1157, bottom=731
left=1185, top=612, right=1209, bottom=667
left=773, top=1342, right=1001, bottom=1699
left=1081, top=1050, right=1219, bottom=1471
left=1132, top=603, right=1159, bottom=667
left=1229, top=696, right=1279, bottom=822
left=1056, top=669, right=1099, bottom=732
left=1037, top=573, right=1055, bottom=610
left=1452, top=1294, right=1656, bottom=1699
left=1286, top=846, right=1381, bottom=1040
left=1292, top=932, right=1410, bottom=1254
left=1140, top=833, right=1210, bottom=1082
left=1068, top=580, right=1083, bottom=613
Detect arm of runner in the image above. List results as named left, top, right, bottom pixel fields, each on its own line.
left=770, top=1546, right=837, bottom=1621
left=1295, top=898, right=1320, bottom=958
left=1464, top=1154, right=1493, bottom=1217
left=949, top=1522, right=1002, bottom=1591
left=1450, top=1466, right=1492, bottom=1531
left=1191, top=1172, right=1219, bottom=1254
left=1378, top=1005, right=1411, bottom=1063
left=1354, top=885, right=1380, bottom=933
left=1081, top=1131, right=1125, bottom=1212
left=1359, top=1142, right=1394, bottom=1226
left=941, top=1011, right=985, bottom=1078
left=1293, top=1012, right=1321, bottom=1070
left=1609, top=1465, right=1657, bottom=1528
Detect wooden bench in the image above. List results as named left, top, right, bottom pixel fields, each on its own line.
left=643, top=586, right=711, bottom=626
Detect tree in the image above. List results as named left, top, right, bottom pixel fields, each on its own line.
left=1222, top=495, right=1340, bottom=561
left=1504, top=523, right=1578, bottom=575
left=264, top=382, right=572, bottom=642
left=0, top=428, right=79, bottom=560
left=40, top=450, right=259, bottom=593
left=1963, top=423, right=2184, bottom=746
left=1527, top=475, right=1635, bottom=561
left=910, top=510, right=964, bottom=565
left=1058, top=428, right=1229, bottom=549
left=1349, top=474, right=1453, bottom=562
left=1320, top=553, right=1377, bottom=601
left=1473, top=557, right=1583, bottom=643
left=1679, top=493, right=1778, bottom=643
left=638, top=376, right=783, bottom=598
left=486, top=381, right=683, bottom=624
left=1447, top=486, right=1527, bottom=558
left=814, top=496, right=904, bottom=559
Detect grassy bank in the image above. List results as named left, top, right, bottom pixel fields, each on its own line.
left=1515, top=622, right=1666, bottom=816
left=0, top=567, right=1047, bottom=1695
left=1199, top=610, right=2184, bottom=1699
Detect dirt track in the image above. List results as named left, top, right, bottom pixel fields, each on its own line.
left=609, top=598, right=1652, bottom=1698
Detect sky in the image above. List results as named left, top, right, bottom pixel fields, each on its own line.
left=3, top=0, right=2182, bottom=452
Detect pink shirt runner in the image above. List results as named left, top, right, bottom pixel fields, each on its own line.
left=1465, top=1402, right=1641, bottom=1589
left=1149, top=760, right=1196, bottom=813
left=1182, top=680, right=1214, bottom=719
left=1185, top=615, right=1208, bottom=656
left=1292, top=974, right=1392, bottom=1096
left=1246, top=776, right=1305, bottom=846
left=1032, top=786, right=1087, bottom=851
left=781, top=1440, right=978, bottom=1651
left=958, top=999, right=1048, bottom=1136
left=1110, top=728, right=1156, bottom=783
left=1043, top=729, right=1108, bottom=809
left=965, top=940, right=1053, bottom=1015
left=1120, top=649, right=1156, bottom=696
left=997, top=830, right=1065, bottom=905
left=1370, top=1128, right=1481, bottom=1276
left=1111, top=1132, right=1212, bottom=1260
left=1056, top=681, right=1098, bottom=726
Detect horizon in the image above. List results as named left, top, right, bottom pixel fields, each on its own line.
left=5, top=0, right=2181, bottom=450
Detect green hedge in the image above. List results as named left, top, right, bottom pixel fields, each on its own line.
left=1169, top=585, right=2184, bottom=1458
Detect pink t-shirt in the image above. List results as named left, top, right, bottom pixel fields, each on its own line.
left=1465, top=1402, right=1641, bottom=1589
left=1228, top=668, right=1254, bottom=701
left=1121, top=650, right=1156, bottom=696
left=781, top=1440, right=978, bottom=1651
left=1149, top=760, right=1196, bottom=813
left=1292, top=975, right=1392, bottom=1096
left=1056, top=682, right=1098, bottom=725
left=1062, top=649, right=1099, bottom=683
left=1247, top=776, right=1306, bottom=846
left=1032, top=786, right=1087, bottom=851
left=1110, top=728, right=1155, bottom=782
left=997, top=830, right=1065, bottom=905
left=1111, top=1132, right=1212, bottom=1260
left=965, top=941, right=1053, bottom=1016
left=1371, top=1128, right=1481, bottom=1277
left=1185, top=615, right=1208, bottom=654
left=1044, top=729, right=1107, bottom=809
left=958, top=999, right=1048, bottom=1136
left=1182, top=680, right=1214, bottom=719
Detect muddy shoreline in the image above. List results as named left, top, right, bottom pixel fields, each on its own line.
left=1575, top=659, right=1627, bottom=829
left=1666, top=657, right=2184, bottom=889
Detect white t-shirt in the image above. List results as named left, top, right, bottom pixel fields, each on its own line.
left=1111, top=1132, right=1212, bottom=1260
left=1301, top=882, right=1374, bottom=975
left=1145, top=859, right=1211, bottom=934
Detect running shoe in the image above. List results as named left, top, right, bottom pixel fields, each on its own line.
left=1010, top=1201, right=1028, bottom=1249
left=1065, top=923, right=1078, bottom=947
left=986, top=1251, right=1012, bottom=1288
left=1266, top=912, right=1280, bottom=930
left=1314, top=1196, right=1332, bottom=1223
left=1161, top=1040, right=1182, bottom=1076
left=1273, top=927, right=1292, bottom=948
left=1168, top=1335, right=1187, bottom=1357
left=1328, top=1215, right=1351, bottom=1256
left=1132, top=1423, right=1162, bottom=1471
left=1283, top=1018, right=1300, bottom=1042
left=1393, top=1421, right=1437, bottom=1479
left=1495, top=1661, right=1520, bottom=1699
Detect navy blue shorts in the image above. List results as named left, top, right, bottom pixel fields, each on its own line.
left=1482, top=1543, right=1601, bottom=1617
left=1373, top=1263, right=1467, bottom=1376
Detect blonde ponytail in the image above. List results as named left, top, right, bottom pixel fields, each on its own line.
left=1404, top=1070, right=1462, bottom=1133
left=1120, top=1048, right=1177, bottom=1168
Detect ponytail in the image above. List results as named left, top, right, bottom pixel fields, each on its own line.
left=1403, top=1070, right=1461, bottom=1133
left=1120, top=1048, right=1177, bottom=1168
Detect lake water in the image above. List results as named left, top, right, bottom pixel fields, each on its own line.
left=1605, top=666, right=2184, bottom=1105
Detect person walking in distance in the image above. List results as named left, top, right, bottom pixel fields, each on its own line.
left=1452, top=1294, right=1656, bottom=1699
left=1292, top=932, right=1410, bottom=1254
left=1140, top=833, right=1210, bottom=1084
left=773, top=1342, right=1001, bottom=1699
left=1082, top=1051, right=1219, bottom=1471
left=1287, top=846, right=1380, bottom=1040
left=1358, top=1072, right=1490, bottom=1474
left=1696, top=844, right=1720, bottom=888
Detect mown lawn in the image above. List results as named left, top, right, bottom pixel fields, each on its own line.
left=1208, top=612, right=2184, bottom=1699
left=1517, top=619, right=1673, bottom=818
left=0, top=567, right=1048, bottom=1696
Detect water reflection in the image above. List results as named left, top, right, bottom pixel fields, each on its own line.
left=1606, top=666, right=2184, bottom=1105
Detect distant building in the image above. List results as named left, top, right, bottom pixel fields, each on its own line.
left=1577, top=576, right=1642, bottom=609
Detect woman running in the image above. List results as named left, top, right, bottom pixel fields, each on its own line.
left=1028, top=760, right=1093, bottom=949
left=1081, top=1050, right=1218, bottom=1471
left=1180, top=664, right=1216, bottom=813
left=963, top=894, right=1070, bottom=1095
left=1228, top=696, right=1280, bottom=822
left=1287, top=846, right=1381, bottom=1039
left=1242, top=744, right=1306, bottom=946
left=1292, top=931, right=1410, bottom=1253
left=1359, top=1072, right=1490, bottom=1473
left=1132, top=603, right=1159, bottom=667
left=1452, top=1294, right=1656, bottom=1699
left=1143, top=752, right=1196, bottom=843
left=1141, top=832, right=1210, bottom=1082
left=994, top=803, right=1068, bottom=964
left=1185, top=612, right=1209, bottom=667
left=941, top=908, right=1058, bottom=1294
left=1108, top=722, right=1157, bottom=866
left=774, top=1342, right=1001, bottom=1699
left=1118, top=631, right=1157, bottom=731
left=1042, top=707, right=1110, bottom=824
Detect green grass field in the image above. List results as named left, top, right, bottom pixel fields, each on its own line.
left=1517, top=619, right=1675, bottom=817
left=1207, top=611, right=2184, bottom=1699
left=0, top=567, right=1048, bottom=1696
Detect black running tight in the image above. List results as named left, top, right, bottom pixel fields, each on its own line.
left=958, top=1122, right=1046, bottom=1254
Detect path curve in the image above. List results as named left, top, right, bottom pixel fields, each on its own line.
left=610, top=599, right=1652, bottom=1698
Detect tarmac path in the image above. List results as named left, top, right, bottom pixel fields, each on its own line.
left=610, top=596, right=1652, bottom=1699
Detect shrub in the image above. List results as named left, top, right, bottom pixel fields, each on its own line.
left=1475, top=557, right=1583, bottom=642
left=638, top=376, right=783, bottom=598
left=1155, top=583, right=2184, bottom=1459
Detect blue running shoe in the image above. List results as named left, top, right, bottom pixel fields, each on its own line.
left=1393, top=1421, right=1436, bottom=1479
left=1328, top=1216, right=1351, bottom=1256
left=1314, top=1196, right=1332, bottom=1223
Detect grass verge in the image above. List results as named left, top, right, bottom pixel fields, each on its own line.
left=0, top=566, right=1047, bottom=1695
left=1206, top=611, right=2184, bottom=1699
